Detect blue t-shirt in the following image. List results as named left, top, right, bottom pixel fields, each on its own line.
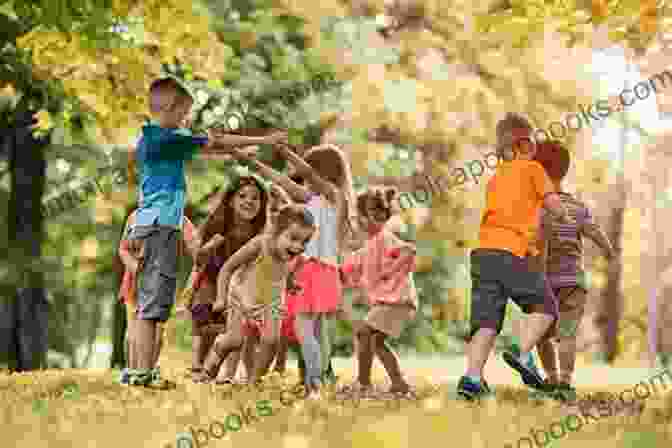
left=134, top=124, right=208, bottom=229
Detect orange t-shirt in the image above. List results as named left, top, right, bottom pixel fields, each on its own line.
left=478, top=159, right=552, bottom=258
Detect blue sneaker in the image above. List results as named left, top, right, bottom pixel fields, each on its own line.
left=118, top=368, right=130, bottom=386
left=502, top=349, right=545, bottom=390
left=457, top=376, right=490, bottom=401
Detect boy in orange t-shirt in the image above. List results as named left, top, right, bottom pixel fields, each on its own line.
left=458, top=113, right=569, bottom=400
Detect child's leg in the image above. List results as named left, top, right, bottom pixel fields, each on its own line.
left=125, top=304, right=136, bottom=369
left=555, top=287, right=587, bottom=384
left=250, top=312, right=281, bottom=383
left=191, top=282, right=217, bottom=370
left=513, top=278, right=557, bottom=356
left=135, top=318, right=158, bottom=370
left=318, top=314, right=332, bottom=375
left=355, top=324, right=375, bottom=387
left=365, top=305, right=412, bottom=391
left=466, top=252, right=506, bottom=379
left=222, top=348, right=242, bottom=380
left=153, top=324, right=164, bottom=367
left=371, top=330, right=409, bottom=392
left=200, top=310, right=245, bottom=380
left=294, top=312, right=322, bottom=389
left=242, top=335, right=258, bottom=379
left=274, top=336, right=289, bottom=374
left=130, top=226, right=179, bottom=381
left=291, top=343, right=306, bottom=384
left=536, top=339, right=558, bottom=383
left=201, top=330, right=245, bottom=380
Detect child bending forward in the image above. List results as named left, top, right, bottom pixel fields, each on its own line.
left=341, top=187, right=417, bottom=396
left=193, top=204, right=316, bottom=384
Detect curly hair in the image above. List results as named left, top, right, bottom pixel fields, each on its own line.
left=356, top=186, right=397, bottom=222
left=199, top=175, right=268, bottom=244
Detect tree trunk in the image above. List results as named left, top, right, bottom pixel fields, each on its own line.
left=4, top=100, right=49, bottom=371
left=596, top=191, right=625, bottom=361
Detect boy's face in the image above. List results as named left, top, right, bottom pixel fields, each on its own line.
left=155, top=92, right=193, bottom=128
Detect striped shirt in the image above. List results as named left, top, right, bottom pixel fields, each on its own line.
left=540, top=192, right=593, bottom=289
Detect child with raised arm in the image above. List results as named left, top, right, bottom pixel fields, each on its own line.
left=125, top=76, right=286, bottom=388
left=193, top=204, right=317, bottom=385
left=232, top=144, right=358, bottom=398
left=457, top=113, right=568, bottom=400
left=530, top=140, right=616, bottom=400
left=341, top=187, right=418, bottom=397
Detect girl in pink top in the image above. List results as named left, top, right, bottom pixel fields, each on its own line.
left=118, top=209, right=199, bottom=384
left=341, top=187, right=417, bottom=397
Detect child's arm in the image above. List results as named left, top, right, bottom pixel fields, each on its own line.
left=201, top=130, right=287, bottom=158
left=213, top=236, right=264, bottom=311
left=232, top=147, right=312, bottom=203
left=274, top=144, right=338, bottom=203
left=119, top=212, right=140, bottom=272
left=580, top=208, right=616, bottom=260
left=182, top=216, right=201, bottom=259
left=380, top=232, right=416, bottom=278
left=119, top=240, right=140, bottom=274
left=194, top=234, right=226, bottom=269
left=340, top=250, right=364, bottom=288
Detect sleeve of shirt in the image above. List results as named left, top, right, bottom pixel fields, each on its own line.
left=529, top=161, right=553, bottom=200
left=143, top=127, right=207, bottom=161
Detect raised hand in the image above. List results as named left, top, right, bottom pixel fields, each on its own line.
left=265, top=130, right=289, bottom=145
left=238, top=145, right=259, bottom=159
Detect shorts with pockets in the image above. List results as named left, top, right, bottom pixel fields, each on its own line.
left=470, top=248, right=558, bottom=338
left=128, top=224, right=180, bottom=322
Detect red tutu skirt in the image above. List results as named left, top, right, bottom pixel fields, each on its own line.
left=281, top=258, right=342, bottom=342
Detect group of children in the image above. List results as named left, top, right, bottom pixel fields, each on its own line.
left=116, top=76, right=615, bottom=403
left=117, top=76, right=419, bottom=398
left=460, top=112, right=615, bottom=401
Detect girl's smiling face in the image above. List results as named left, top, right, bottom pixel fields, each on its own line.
left=231, top=184, right=262, bottom=222
left=273, top=222, right=314, bottom=261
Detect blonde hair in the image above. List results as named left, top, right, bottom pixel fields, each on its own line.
left=302, top=144, right=358, bottom=244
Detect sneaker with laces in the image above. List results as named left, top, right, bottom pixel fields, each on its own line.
left=504, top=345, right=545, bottom=390
left=456, top=376, right=489, bottom=401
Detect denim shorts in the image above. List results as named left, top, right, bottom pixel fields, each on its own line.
left=469, top=248, right=558, bottom=337
left=127, top=225, right=180, bottom=322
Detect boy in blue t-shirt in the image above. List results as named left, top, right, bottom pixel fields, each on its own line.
left=126, top=77, right=286, bottom=388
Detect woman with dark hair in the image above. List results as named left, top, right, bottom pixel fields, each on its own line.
left=183, top=175, right=269, bottom=382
